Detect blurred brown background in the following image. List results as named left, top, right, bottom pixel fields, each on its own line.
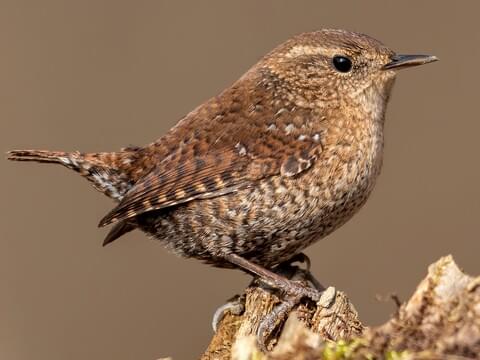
left=1, top=1, right=479, bottom=359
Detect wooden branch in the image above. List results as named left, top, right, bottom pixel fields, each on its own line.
left=202, top=284, right=363, bottom=359
left=199, top=256, right=480, bottom=359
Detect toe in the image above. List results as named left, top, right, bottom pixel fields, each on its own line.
left=212, top=298, right=245, bottom=332
left=256, top=293, right=301, bottom=352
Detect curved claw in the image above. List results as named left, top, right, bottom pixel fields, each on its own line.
left=254, top=279, right=324, bottom=351
left=256, top=293, right=301, bottom=352
left=212, top=298, right=245, bottom=333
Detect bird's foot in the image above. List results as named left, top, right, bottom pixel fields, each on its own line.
left=221, top=253, right=333, bottom=351
left=273, top=253, right=325, bottom=291
left=254, top=258, right=327, bottom=351
left=256, top=292, right=302, bottom=351
left=255, top=284, right=337, bottom=351
left=210, top=255, right=316, bottom=335
left=211, top=295, right=245, bottom=333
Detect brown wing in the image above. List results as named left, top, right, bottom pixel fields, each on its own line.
left=98, top=132, right=322, bottom=227
left=98, top=74, right=327, bottom=228
left=99, top=149, right=247, bottom=226
left=102, top=220, right=137, bottom=246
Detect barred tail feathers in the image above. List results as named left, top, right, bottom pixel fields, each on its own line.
left=7, top=149, right=133, bottom=200
left=7, top=150, right=75, bottom=165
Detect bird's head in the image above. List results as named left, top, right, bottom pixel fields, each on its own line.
left=259, top=29, right=437, bottom=109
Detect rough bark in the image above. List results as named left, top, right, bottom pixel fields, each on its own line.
left=199, top=256, right=480, bottom=359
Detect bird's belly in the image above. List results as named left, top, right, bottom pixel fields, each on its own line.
left=138, top=152, right=381, bottom=268
left=235, top=165, right=378, bottom=266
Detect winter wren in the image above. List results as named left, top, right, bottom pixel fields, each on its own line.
left=8, top=29, right=437, bottom=342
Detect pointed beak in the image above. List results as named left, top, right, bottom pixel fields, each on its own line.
left=383, top=54, right=438, bottom=70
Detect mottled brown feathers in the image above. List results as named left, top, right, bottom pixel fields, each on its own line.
left=7, top=29, right=437, bottom=269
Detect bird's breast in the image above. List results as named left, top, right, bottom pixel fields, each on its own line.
left=311, top=112, right=384, bottom=196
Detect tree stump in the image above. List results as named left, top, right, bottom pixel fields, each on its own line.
left=199, top=255, right=480, bottom=359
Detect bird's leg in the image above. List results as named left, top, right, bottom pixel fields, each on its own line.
left=274, top=253, right=325, bottom=292
left=223, top=253, right=327, bottom=351
left=224, top=253, right=322, bottom=302
left=211, top=253, right=321, bottom=333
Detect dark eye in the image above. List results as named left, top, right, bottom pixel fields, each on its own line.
left=332, top=55, right=353, bottom=73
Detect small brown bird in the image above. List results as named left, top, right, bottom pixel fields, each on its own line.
left=8, top=29, right=436, bottom=345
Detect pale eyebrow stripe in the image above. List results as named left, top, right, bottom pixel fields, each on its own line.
left=284, top=45, right=348, bottom=59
